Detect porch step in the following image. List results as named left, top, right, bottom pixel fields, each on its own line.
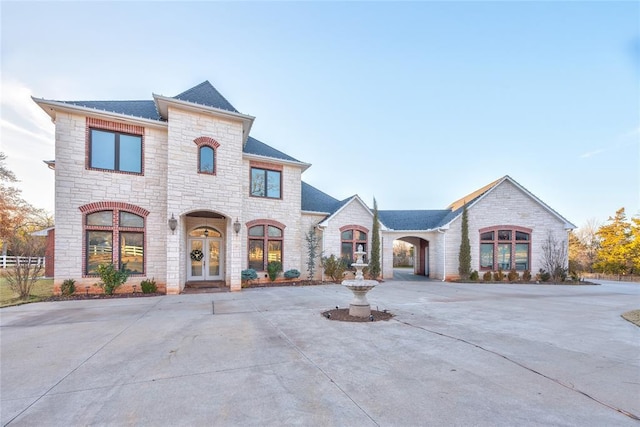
left=183, top=281, right=228, bottom=294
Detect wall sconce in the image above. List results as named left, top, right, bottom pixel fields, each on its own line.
left=233, top=218, right=241, bottom=235
left=168, top=214, right=177, bottom=233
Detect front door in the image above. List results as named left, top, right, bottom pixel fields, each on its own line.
left=188, top=236, right=223, bottom=281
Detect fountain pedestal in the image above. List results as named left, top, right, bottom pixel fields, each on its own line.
left=342, top=245, right=377, bottom=318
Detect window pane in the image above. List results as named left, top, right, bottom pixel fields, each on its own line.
left=119, top=134, right=142, bottom=173
left=268, top=226, right=282, bottom=237
left=248, top=240, right=264, bottom=270
left=515, top=231, right=530, bottom=241
left=199, top=146, right=214, bottom=173
left=497, top=243, right=511, bottom=270
left=515, top=243, right=529, bottom=271
left=341, top=230, right=353, bottom=240
left=266, top=170, right=281, bottom=198
left=120, top=212, right=144, bottom=228
left=356, top=231, right=367, bottom=241
left=87, top=231, right=113, bottom=274
left=90, top=130, right=115, bottom=170
left=87, top=211, right=113, bottom=226
left=480, top=231, right=494, bottom=241
left=248, top=225, right=264, bottom=237
left=267, top=241, right=282, bottom=263
left=250, top=168, right=265, bottom=196
left=480, top=243, right=493, bottom=268
left=498, top=230, right=511, bottom=241
left=120, top=232, right=143, bottom=273
left=341, top=242, right=353, bottom=262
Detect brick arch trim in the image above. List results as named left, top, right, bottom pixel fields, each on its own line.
left=479, top=225, right=532, bottom=234
left=339, top=224, right=369, bottom=234
left=246, top=219, right=286, bottom=230
left=79, top=202, right=150, bottom=217
left=194, top=136, right=221, bottom=149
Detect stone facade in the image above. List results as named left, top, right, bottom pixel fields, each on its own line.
left=34, top=82, right=574, bottom=294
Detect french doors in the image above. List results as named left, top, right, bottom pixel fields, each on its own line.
left=188, top=237, right=223, bottom=281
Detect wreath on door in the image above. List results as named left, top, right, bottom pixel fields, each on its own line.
left=190, top=249, right=204, bottom=261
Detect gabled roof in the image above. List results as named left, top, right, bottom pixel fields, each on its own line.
left=448, top=178, right=500, bottom=211
left=172, top=80, right=238, bottom=113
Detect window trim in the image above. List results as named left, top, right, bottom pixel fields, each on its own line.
left=85, top=117, right=144, bottom=175
left=479, top=225, right=531, bottom=271
left=194, top=136, right=220, bottom=175
left=80, top=202, right=149, bottom=277
left=249, top=161, right=283, bottom=200
left=246, top=219, right=286, bottom=271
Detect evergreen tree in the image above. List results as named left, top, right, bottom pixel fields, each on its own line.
left=369, top=198, right=381, bottom=279
left=458, top=203, right=471, bottom=280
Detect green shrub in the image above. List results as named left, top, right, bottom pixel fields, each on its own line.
left=96, top=263, right=130, bottom=295
left=522, top=269, right=532, bottom=282
left=267, top=261, right=282, bottom=282
left=140, top=278, right=157, bottom=293
left=469, top=270, right=479, bottom=281
left=60, top=279, right=76, bottom=296
left=322, top=255, right=349, bottom=282
left=507, top=269, right=519, bottom=282
left=493, top=269, right=504, bottom=281
left=538, top=269, right=551, bottom=282
left=483, top=271, right=493, bottom=281
left=241, top=269, right=258, bottom=286
left=284, top=269, right=300, bottom=279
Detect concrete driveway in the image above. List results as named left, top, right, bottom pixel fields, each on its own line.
left=1, top=279, right=639, bottom=426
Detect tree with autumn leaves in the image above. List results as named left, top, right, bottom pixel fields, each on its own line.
left=592, top=208, right=639, bottom=274
left=571, top=208, right=639, bottom=275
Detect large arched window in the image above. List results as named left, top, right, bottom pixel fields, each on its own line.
left=480, top=226, right=531, bottom=271
left=247, top=220, right=285, bottom=271
left=81, top=203, right=148, bottom=275
left=340, top=225, right=368, bottom=263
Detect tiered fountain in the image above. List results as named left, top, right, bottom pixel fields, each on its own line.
left=342, top=245, right=378, bottom=317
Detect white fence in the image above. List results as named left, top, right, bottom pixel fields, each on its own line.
left=0, top=256, right=46, bottom=269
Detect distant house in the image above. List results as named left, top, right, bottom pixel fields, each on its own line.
left=33, top=81, right=575, bottom=293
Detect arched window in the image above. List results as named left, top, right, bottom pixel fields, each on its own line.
left=340, top=225, right=368, bottom=263
left=194, top=136, right=220, bottom=175
left=480, top=226, right=531, bottom=271
left=247, top=221, right=284, bottom=271
left=81, top=203, right=148, bottom=276
left=199, top=146, right=215, bottom=174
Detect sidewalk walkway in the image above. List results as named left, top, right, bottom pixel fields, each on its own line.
left=1, top=280, right=639, bottom=426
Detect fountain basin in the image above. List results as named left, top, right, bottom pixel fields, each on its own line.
left=343, top=279, right=378, bottom=317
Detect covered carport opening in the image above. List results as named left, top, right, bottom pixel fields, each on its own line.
left=393, top=237, right=429, bottom=277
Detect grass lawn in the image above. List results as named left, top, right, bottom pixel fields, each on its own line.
left=0, top=276, right=54, bottom=308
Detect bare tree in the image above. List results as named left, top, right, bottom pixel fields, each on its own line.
left=541, top=232, right=568, bottom=282
left=5, top=233, right=45, bottom=300
left=573, top=218, right=601, bottom=272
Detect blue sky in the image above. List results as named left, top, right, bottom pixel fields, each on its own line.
left=1, top=1, right=638, bottom=228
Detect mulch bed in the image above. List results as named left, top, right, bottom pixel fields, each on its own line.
left=44, top=293, right=163, bottom=302
left=321, top=308, right=394, bottom=322
left=242, top=280, right=329, bottom=289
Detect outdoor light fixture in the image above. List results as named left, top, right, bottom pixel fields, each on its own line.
left=233, top=218, right=241, bottom=234
left=204, top=229, right=209, bottom=237
left=168, top=214, right=177, bottom=233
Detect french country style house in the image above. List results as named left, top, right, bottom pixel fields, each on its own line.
left=33, top=81, right=575, bottom=294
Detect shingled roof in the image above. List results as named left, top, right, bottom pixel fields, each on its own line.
left=244, top=136, right=301, bottom=163
left=301, top=182, right=346, bottom=214
left=172, top=80, right=238, bottom=113
left=378, top=210, right=452, bottom=231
